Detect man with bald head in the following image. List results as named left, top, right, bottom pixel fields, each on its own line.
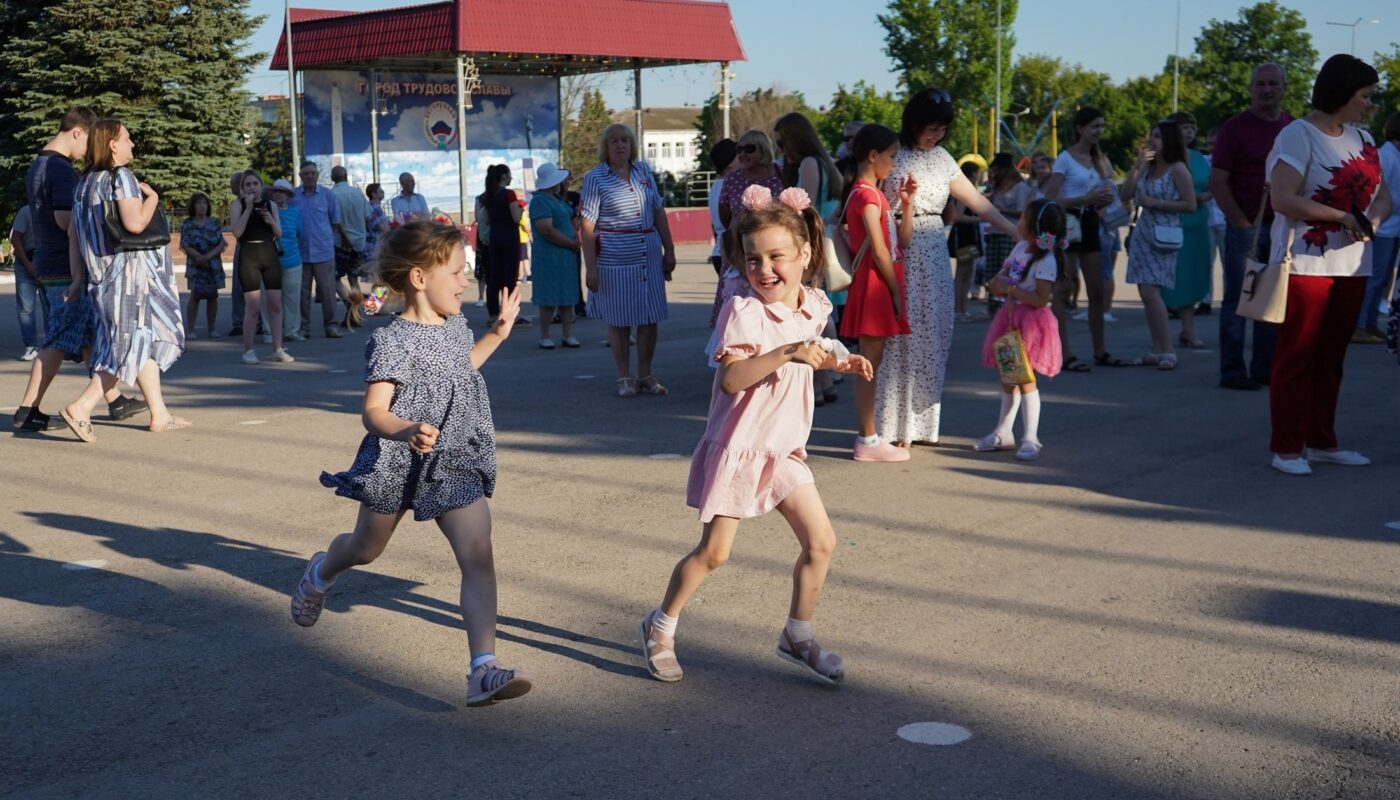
left=390, top=171, right=429, bottom=223
left=330, top=165, right=370, bottom=323
left=1208, top=63, right=1293, bottom=391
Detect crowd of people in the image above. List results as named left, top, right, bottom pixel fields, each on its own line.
left=2, top=52, right=1395, bottom=700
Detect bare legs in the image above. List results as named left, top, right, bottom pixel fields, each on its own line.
left=538, top=305, right=574, bottom=342
left=244, top=289, right=284, bottom=353
left=320, top=501, right=498, bottom=660
left=608, top=323, right=659, bottom=381
left=854, top=336, right=888, bottom=437
left=1138, top=284, right=1174, bottom=357
left=659, top=484, right=835, bottom=624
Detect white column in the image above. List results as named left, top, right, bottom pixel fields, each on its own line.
left=456, top=55, right=470, bottom=224
left=369, top=70, right=381, bottom=187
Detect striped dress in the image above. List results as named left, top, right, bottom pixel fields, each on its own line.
left=582, top=161, right=667, bottom=326
left=74, top=167, right=184, bottom=385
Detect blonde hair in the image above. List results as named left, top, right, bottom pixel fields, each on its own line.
left=737, top=129, right=776, bottom=170
left=597, top=123, right=639, bottom=163
left=350, top=221, right=464, bottom=325
left=731, top=203, right=827, bottom=286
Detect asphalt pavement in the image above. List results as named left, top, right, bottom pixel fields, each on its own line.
left=1, top=245, right=1397, bottom=799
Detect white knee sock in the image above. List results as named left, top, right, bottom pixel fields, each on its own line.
left=995, top=391, right=1022, bottom=439
left=651, top=608, right=678, bottom=638
left=1020, top=391, right=1041, bottom=444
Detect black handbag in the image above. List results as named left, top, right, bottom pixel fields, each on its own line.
left=102, top=169, right=170, bottom=251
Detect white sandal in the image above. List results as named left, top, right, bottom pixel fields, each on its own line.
left=974, top=432, right=1010, bottom=452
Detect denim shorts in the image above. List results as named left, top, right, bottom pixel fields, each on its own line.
left=40, top=284, right=96, bottom=362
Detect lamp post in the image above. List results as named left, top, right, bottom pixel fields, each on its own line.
left=1325, top=17, right=1380, bottom=55
left=284, top=0, right=299, bottom=181
left=1172, top=0, right=1181, bottom=112
left=994, top=0, right=1002, bottom=155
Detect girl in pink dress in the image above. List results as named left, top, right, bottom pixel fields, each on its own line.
left=638, top=186, right=873, bottom=686
left=976, top=199, right=1067, bottom=461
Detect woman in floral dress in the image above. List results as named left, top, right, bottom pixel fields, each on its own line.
left=880, top=89, right=1018, bottom=446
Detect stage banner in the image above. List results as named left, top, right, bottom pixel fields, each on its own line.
left=301, top=70, right=560, bottom=216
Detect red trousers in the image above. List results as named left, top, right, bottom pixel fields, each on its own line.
left=1268, top=275, right=1366, bottom=454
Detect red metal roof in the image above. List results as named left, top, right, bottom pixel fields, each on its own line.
left=271, top=0, right=744, bottom=72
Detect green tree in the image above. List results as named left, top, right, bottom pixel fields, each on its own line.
left=1186, top=1, right=1317, bottom=130
left=1081, top=59, right=1205, bottom=172
left=560, top=88, right=610, bottom=177
left=0, top=0, right=59, bottom=225
left=878, top=0, right=1017, bottom=157
left=1006, top=54, right=1111, bottom=157
left=1369, top=42, right=1400, bottom=142
left=817, top=81, right=903, bottom=153
left=0, top=0, right=263, bottom=223
left=694, top=86, right=813, bottom=171
left=248, top=104, right=294, bottom=191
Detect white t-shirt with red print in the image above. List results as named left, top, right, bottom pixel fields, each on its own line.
left=1266, top=120, right=1383, bottom=277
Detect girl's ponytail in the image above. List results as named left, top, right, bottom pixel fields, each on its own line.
left=799, top=205, right=826, bottom=286
left=348, top=221, right=465, bottom=326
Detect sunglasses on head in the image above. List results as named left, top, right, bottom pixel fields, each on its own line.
left=924, top=88, right=952, bottom=105
left=738, top=144, right=761, bottom=154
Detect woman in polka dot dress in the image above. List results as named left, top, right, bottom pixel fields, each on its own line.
left=288, top=221, right=532, bottom=708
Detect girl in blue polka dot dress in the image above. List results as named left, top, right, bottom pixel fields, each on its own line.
left=289, top=221, right=531, bottom=707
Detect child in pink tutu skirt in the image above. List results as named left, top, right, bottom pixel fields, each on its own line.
left=976, top=199, right=1067, bottom=461
left=639, top=185, right=873, bottom=686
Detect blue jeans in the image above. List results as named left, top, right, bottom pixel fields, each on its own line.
left=1219, top=224, right=1276, bottom=383
left=1360, top=235, right=1399, bottom=330
left=14, top=266, right=49, bottom=348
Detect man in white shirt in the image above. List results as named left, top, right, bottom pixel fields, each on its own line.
left=390, top=172, right=429, bottom=223
left=1358, top=111, right=1400, bottom=341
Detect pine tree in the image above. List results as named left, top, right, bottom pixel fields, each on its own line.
left=0, top=0, right=264, bottom=225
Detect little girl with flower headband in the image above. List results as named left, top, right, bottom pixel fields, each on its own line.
left=975, top=199, right=1067, bottom=461
left=639, top=185, right=873, bottom=686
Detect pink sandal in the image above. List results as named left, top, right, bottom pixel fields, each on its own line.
left=776, top=628, right=844, bottom=685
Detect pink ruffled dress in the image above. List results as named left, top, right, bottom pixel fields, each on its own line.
left=688, top=288, right=833, bottom=522
left=980, top=241, right=1063, bottom=378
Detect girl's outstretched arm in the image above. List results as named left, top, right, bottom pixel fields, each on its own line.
left=719, top=340, right=826, bottom=394
left=471, top=285, right=522, bottom=368
left=363, top=380, right=438, bottom=453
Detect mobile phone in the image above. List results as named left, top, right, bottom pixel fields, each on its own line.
left=1351, top=204, right=1375, bottom=239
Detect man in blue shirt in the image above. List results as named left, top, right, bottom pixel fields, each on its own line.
left=12, top=107, right=146, bottom=433
left=291, top=160, right=347, bottom=338
left=390, top=172, right=430, bottom=223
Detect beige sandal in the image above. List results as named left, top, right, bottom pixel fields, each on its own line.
left=60, top=408, right=97, bottom=443
left=616, top=377, right=638, bottom=398
left=639, top=612, right=683, bottom=682
left=149, top=416, right=193, bottom=432
left=776, top=628, right=844, bottom=685
left=637, top=375, right=668, bottom=396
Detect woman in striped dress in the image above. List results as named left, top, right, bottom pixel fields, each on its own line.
left=57, top=119, right=187, bottom=442
left=581, top=123, right=677, bottom=397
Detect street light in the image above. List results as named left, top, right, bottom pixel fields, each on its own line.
left=1325, top=17, right=1380, bottom=55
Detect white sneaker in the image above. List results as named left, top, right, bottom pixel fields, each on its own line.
left=261, top=334, right=273, bottom=344
left=1271, top=455, right=1312, bottom=476
left=1104, top=312, right=1119, bottom=323
left=561, top=336, right=581, bottom=348
left=1305, top=448, right=1370, bottom=466
left=271, top=348, right=296, bottom=363
left=1070, top=309, right=1088, bottom=321
left=538, top=338, right=556, bottom=349
left=18, top=347, right=38, bottom=361
left=241, top=350, right=259, bottom=365
left=474, top=299, right=486, bottom=307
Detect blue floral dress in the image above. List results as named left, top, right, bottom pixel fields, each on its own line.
left=321, top=314, right=497, bottom=521
left=180, top=217, right=225, bottom=298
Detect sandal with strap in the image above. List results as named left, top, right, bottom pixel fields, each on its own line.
left=1062, top=356, right=1091, bottom=372
left=616, top=377, right=638, bottom=398
left=60, top=408, right=97, bottom=443
left=638, top=375, right=668, bottom=396
left=776, top=628, right=844, bottom=685
left=1156, top=353, right=1179, bottom=371
left=974, top=432, right=1010, bottom=452
left=1094, top=352, right=1132, bottom=367
left=149, top=416, right=193, bottom=433
left=638, top=612, right=683, bottom=682
left=466, top=659, right=533, bottom=706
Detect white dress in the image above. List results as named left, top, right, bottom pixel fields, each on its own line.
left=879, top=146, right=960, bottom=444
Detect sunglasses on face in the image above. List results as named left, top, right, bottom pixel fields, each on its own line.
left=738, top=144, right=761, bottom=154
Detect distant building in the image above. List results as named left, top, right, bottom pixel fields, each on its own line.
left=250, top=95, right=291, bottom=124
left=613, top=107, right=703, bottom=178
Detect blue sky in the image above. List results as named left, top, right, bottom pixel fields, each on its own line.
left=246, top=0, right=1396, bottom=110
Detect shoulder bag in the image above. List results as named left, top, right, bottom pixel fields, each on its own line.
left=1238, top=141, right=1312, bottom=323
left=820, top=184, right=870, bottom=292
left=102, top=169, right=169, bottom=251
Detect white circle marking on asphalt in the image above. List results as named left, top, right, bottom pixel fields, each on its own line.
left=896, top=722, right=973, bottom=746
left=62, top=559, right=108, bottom=571
left=239, top=420, right=267, bottom=426
left=649, top=453, right=684, bottom=460
left=1385, top=521, right=1400, bottom=530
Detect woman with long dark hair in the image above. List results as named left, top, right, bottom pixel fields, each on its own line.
left=1160, top=111, right=1214, bottom=348
left=878, top=88, right=1017, bottom=447
left=1120, top=119, right=1197, bottom=368
left=1043, top=107, right=1118, bottom=370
